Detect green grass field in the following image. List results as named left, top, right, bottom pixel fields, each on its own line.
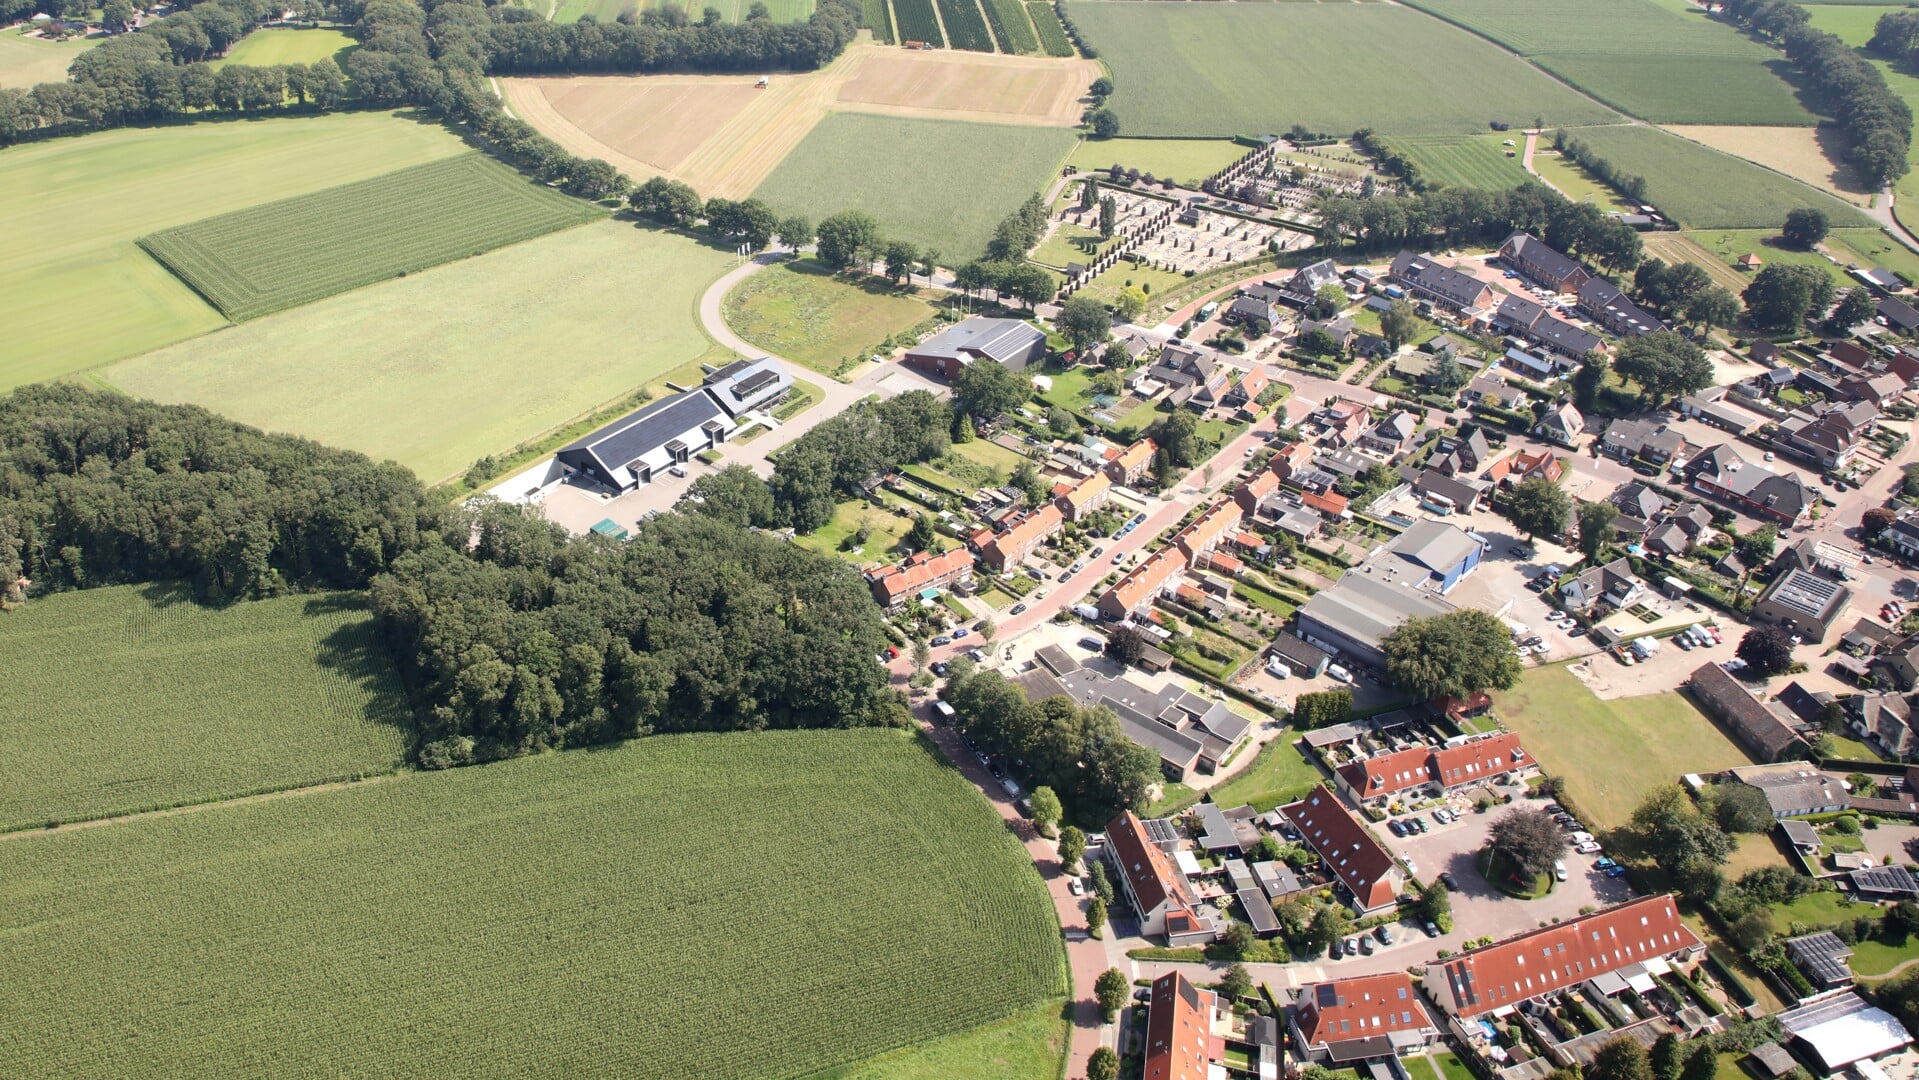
left=1492, top=665, right=1753, bottom=830
left=831, top=1000, right=1068, bottom=1080
left=0, top=585, right=407, bottom=832
left=793, top=499, right=918, bottom=560
left=210, top=27, right=356, bottom=69
left=1559, top=124, right=1871, bottom=228
left=139, top=154, right=603, bottom=322
left=0, top=111, right=471, bottom=388
left=0, top=729, right=1065, bottom=1078
left=1804, top=4, right=1899, bottom=44
left=104, top=223, right=732, bottom=484
left=753, top=113, right=1076, bottom=260
left=1399, top=0, right=1815, bottom=125
left=1530, top=148, right=1635, bottom=209
left=1201, top=736, right=1323, bottom=814
left=1062, top=3, right=1618, bottom=138
left=1067, top=137, right=1247, bottom=186
left=0, top=26, right=93, bottom=89
left=1391, top=133, right=1531, bottom=190
left=722, top=258, right=938, bottom=377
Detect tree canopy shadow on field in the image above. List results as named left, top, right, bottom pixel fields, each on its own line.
left=307, top=594, right=422, bottom=750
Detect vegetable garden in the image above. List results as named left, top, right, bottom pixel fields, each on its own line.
left=937, top=0, right=996, bottom=51
left=137, top=153, right=604, bottom=321
left=0, top=584, right=408, bottom=832
left=1028, top=1, right=1074, bottom=55
left=984, top=0, right=1040, bottom=53
left=0, top=729, right=1066, bottom=1078
left=892, top=0, right=944, bottom=46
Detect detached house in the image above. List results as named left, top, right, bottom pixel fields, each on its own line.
left=1279, top=259, right=1345, bottom=306
left=1847, top=693, right=1917, bottom=758
left=1684, top=444, right=1818, bottom=526
left=1357, top=411, right=1420, bottom=458
left=1535, top=403, right=1585, bottom=447
left=1776, top=402, right=1877, bottom=471
left=1560, top=557, right=1645, bottom=613
left=1106, top=438, right=1158, bottom=487
left=1600, top=418, right=1688, bottom=466
left=1292, top=973, right=1441, bottom=1066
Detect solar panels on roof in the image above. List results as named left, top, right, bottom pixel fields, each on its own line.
left=1318, top=984, right=1340, bottom=1008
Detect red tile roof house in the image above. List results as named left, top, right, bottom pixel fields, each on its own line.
left=1234, top=467, right=1283, bottom=515
left=1106, top=438, right=1158, bottom=487
left=1282, top=785, right=1403, bottom=913
left=1052, top=469, right=1111, bottom=522
left=977, top=504, right=1062, bottom=573
left=1106, top=811, right=1216, bottom=945
left=1335, top=732, right=1533, bottom=808
left=1292, top=973, right=1441, bottom=1065
left=1423, top=895, right=1703, bottom=1020
left=1145, top=971, right=1220, bottom=1080
left=1097, top=548, right=1190, bottom=621
left=1175, top=499, right=1244, bottom=563
left=865, top=547, right=975, bottom=610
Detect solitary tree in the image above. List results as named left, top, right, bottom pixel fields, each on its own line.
left=1095, top=967, right=1130, bottom=1020
left=1417, top=881, right=1453, bottom=933
left=1217, top=963, right=1253, bottom=1004
left=1828, top=287, right=1878, bottom=334
left=1678, top=1048, right=1718, bottom=1080
left=1613, top=332, right=1713, bottom=407
left=1707, top=783, right=1775, bottom=834
left=1379, top=298, right=1422, bottom=351
left=1632, top=785, right=1734, bottom=869
left=1381, top=609, right=1524, bottom=702
left=1781, top=207, right=1831, bottom=249
left=1487, top=807, right=1568, bottom=881
left=1586, top=1036, right=1654, bottom=1080
left=1499, top=475, right=1573, bottom=541
left=1099, top=196, right=1117, bottom=239
left=776, top=214, right=813, bottom=250
left=1088, top=1047, right=1120, bottom=1080
left=883, top=240, right=919, bottom=284
left=1029, top=785, right=1062, bottom=834
left=978, top=616, right=997, bottom=644
left=907, top=512, right=937, bottom=552
left=1090, top=109, right=1121, bottom=138
left=815, top=210, right=882, bottom=270
left=1059, top=824, right=1086, bottom=867
left=1056, top=295, right=1115, bottom=355
left=1106, top=625, right=1147, bottom=664
left=1736, top=624, right=1796, bottom=676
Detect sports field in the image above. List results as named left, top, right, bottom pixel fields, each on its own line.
left=723, top=259, right=939, bottom=376
left=1558, top=124, right=1871, bottom=229
left=140, top=154, right=603, bottom=321
left=1492, top=664, right=1753, bottom=830
left=1398, top=0, right=1815, bottom=126
left=1061, top=3, right=1619, bottom=137
left=0, top=111, right=470, bottom=388
left=0, top=585, right=407, bottom=832
left=0, top=27, right=93, bottom=88
left=104, top=223, right=732, bottom=484
left=1065, top=137, right=1246, bottom=186
left=1391, top=133, right=1530, bottom=190
left=210, top=27, right=356, bottom=68
left=754, top=113, right=1076, bottom=259
left=0, top=729, right=1065, bottom=1079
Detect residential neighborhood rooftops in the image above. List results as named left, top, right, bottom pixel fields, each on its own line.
left=1293, top=973, right=1437, bottom=1058
left=1690, top=663, right=1805, bottom=762
left=1108, top=810, right=1195, bottom=921
left=1145, top=971, right=1216, bottom=1080
left=1780, top=990, right=1914, bottom=1072
left=1281, top=785, right=1399, bottom=910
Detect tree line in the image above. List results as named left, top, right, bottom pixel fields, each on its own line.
left=1723, top=0, right=1912, bottom=189
left=1311, top=180, right=1644, bottom=272
left=1551, top=131, right=1649, bottom=204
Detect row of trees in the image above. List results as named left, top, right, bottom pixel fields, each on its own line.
left=940, top=667, right=1161, bottom=826
left=1723, top=0, right=1911, bottom=189
left=1552, top=131, right=1649, bottom=204
left=1631, top=260, right=1742, bottom=332
left=1311, top=181, right=1642, bottom=273
left=372, top=504, right=902, bottom=766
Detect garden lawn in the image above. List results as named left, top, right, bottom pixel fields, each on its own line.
left=210, top=27, right=356, bottom=68
left=723, top=259, right=937, bottom=377
left=0, top=111, right=470, bottom=388
left=1851, top=935, right=1919, bottom=978
left=1391, top=133, right=1531, bottom=191
left=0, top=584, right=407, bottom=832
left=1557, top=124, right=1871, bottom=229
left=1397, top=0, right=1813, bottom=125
left=828, top=999, right=1069, bottom=1080
left=1029, top=217, right=1106, bottom=268
left=753, top=113, right=1077, bottom=260
left=1062, top=3, right=1618, bottom=138
left=1773, top=889, right=1872, bottom=929
left=792, top=499, right=918, bottom=562
left=1491, top=664, right=1753, bottom=830
left=1680, top=228, right=1856, bottom=287
left=139, top=154, right=603, bottom=321
left=0, top=729, right=1065, bottom=1079
left=1204, top=737, right=1323, bottom=813
left=950, top=436, right=1027, bottom=480
left=0, top=27, right=93, bottom=89
left=1066, top=137, right=1249, bottom=187
left=103, top=223, right=731, bottom=485
left=1432, top=1051, right=1477, bottom=1080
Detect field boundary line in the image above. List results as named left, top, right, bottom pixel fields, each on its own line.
left=1, top=772, right=406, bottom=842
left=1380, top=0, right=1632, bottom=124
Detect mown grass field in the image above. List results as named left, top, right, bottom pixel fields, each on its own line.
left=1066, top=137, right=1246, bottom=186
left=1558, top=124, right=1871, bottom=228
left=1391, top=133, right=1530, bottom=190
left=1061, top=3, right=1618, bottom=137
left=723, top=258, right=937, bottom=377
left=0, top=729, right=1064, bottom=1079
left=0, top=585, right=408, bottom=832
left=1803, top=4, right=1900, bottom=44
left=831, top=1000, right=1069, bottom=1080
left=1400, top=0, right=1814, bottom=125
left=1492, top=664, right=1753, bottom=830
left=210, top=27, right=356, bottom=69
left=0, top=111, right=470, bottom=388
left=139, top=154, right=603, bottom=321
left=0, top=26, right=93, bottom=89
left=104, top=223, right=732, bottom=484
left=753, top=113, right=1076, bottom=259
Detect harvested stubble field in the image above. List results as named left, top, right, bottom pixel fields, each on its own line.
left=0, top=729, right=1065, bottom=1079
left=0, top=585, right=408, bottom=832
left=1396, top=0, right=1815, bottom=126
left=505, top=73, right=770, bottom=177
left=1558, top=124, right=1871, bottom=228
left=1062, top=3, right=1618, bottom=137
left=138, top=154, right=603, bottom=321
left=836, top=48, right=1098, bottom=123
left=1389, top=132, right=1530, bottom=190
left=754, top=113, right=1077, bottom=258
left=0, top=111, right=469, bottom=387
left=105, top=223, right=732, bottom=484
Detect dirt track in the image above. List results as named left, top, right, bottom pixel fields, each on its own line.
left=504, top=39, right=1098, bottom=198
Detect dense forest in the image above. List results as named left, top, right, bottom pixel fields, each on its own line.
left=0, top=0, right=863, bottom=154
left=1723, top=0, right=1911, bottom=189
left=0, top=386, right=902, bottom=764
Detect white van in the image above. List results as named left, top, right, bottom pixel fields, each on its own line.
left=1553, top=860, right=1568, bottom=882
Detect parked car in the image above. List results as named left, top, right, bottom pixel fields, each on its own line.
left=1606, top=865, right=1629, bottom=878
left=1390, top=819, right=1408, bottom=837
left=1009, top=602, right=1027, bottom=615
left=1079, top=637, right=1104, bottom=651
left=1057, top=569, right=1073, bottom=582
left=1438, top=872, right=1459, bottom=891
left=1374, top=924, right=1393, bottom=944
left=1359, top=935, right=1375, bottom=955
left=1326, top=664, right=1354, bottom=684
left=932, top=635, right=952, bottom=646
left=953, top=628, right=970, bottom=639
left=1112, top=551, right=1127, bottom=564
left=930, top=662, right=948, bottom=677
left=1329, top=939, right=1345, bottom=959
left=1344, top=936, right=1361, bottom=956
left=1596, top=856, right=1618, bottom=869
left=1068, top=878, right=1084, bottom=896
left=1575, top=841, right=1602, bottom=855
left=1424, top=921, right=1440, bottom=938
left=1553, top=860, right=1568, bottom=882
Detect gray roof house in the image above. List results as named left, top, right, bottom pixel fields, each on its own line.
left=902, top=317, right=1047, bottom=378
left=1389, top=251, right=1493, bottom=312
left=1535, top=402, right=1586, bottom=446
left=1560, top=556, right=1644, bottom=612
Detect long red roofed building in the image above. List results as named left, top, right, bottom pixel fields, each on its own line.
left=1423, top=895, right=1702, bottom=1019
left=1334, top=732, right=1532, bottom=806
left=1281, top=785, right=1402, bottom=912
left=1145, top=970, right=1219, bottom=1080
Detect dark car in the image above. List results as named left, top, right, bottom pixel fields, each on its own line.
left=1329, top=939, right=1345, bottom=959
left=1438, top=871, right=1460, bottom=891
left=931, top=635, right=952, bottom=646
left=1010, top=602, right=1028, bottom=615
left=1424, top=921, right=1440, bottom=938
left=1389, top=819, right=1407, bottom=837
